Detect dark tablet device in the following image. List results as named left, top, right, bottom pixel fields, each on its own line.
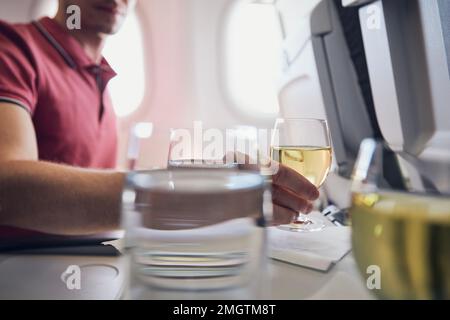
left=0, top=226, right=123, bottom=254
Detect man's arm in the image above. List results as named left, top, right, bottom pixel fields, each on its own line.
left=0, top=102, right=318, bottom=234
left=0, top=103, right=125, bottom=235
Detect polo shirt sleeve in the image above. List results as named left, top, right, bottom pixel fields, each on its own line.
left=0, top=22, right=38, bottom=114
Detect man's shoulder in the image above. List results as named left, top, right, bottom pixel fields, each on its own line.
left=0, top=19, right=36, bottom=39
left=0, top=19, right=41, bottom=62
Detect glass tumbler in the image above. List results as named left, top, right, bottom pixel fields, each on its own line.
left=121, top=169, right=267, bottom=296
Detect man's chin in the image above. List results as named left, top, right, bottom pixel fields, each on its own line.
left=96, top=26, right=120, bottom=36
left=94, top=20, right=124, bottom=35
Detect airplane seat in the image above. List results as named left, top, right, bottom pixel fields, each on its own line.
left=358, top=0, right=450, bottom=194
left=275, top=0, right=398, bottom=208
left=309, top=0, right=380, bottom=180
left=332, top=0, right=381, bottom=138
left=277, top=0, right=407, bottom=208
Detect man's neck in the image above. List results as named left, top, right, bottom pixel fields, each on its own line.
left=54, top=12, right=105, bottom=64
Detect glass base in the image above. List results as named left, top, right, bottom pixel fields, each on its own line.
left=277, top=218, right=325, bottom=233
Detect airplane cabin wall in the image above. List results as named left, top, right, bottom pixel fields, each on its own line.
left=276, top=0, right=327, bottom=121
left=118, top=0, right=279, bottom=169
left=0, top=0, right=56, bottom=23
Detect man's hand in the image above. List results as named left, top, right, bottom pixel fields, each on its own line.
left=231, top=152, right=320, bottom=225
left=270, top=164, right=319, bottom=225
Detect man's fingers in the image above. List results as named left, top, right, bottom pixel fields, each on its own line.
left=272, top=185, right=313, bottom=213
left=271, top=204, right=298, bottom=226
left=272, top=164, right=319, bottom=201
left=230, top=154, right=319, bottom=212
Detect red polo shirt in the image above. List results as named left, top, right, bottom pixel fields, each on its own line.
left=0, top=17, right=117, bottom=168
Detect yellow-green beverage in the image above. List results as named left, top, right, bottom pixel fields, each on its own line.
left=350, top=191, right=450, bottom=299
left=271, top=146, right=332, bottom=187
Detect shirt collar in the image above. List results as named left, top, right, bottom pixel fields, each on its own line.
left=34, top=17, right=116, bottom=78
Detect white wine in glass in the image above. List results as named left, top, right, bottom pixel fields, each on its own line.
left=271, top=118, right=332, bottom=232
left=271, top=146, right=332, bottom=188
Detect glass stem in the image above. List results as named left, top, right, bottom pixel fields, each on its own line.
left=296, top=213, right=312, bottom=225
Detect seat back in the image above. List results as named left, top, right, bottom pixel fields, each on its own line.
left=359, top=0, right=450, bottom=193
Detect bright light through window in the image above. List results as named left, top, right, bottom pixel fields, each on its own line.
left=103, top=10, right=145, bottom=117
left=225, top=3, right=282, bottom=116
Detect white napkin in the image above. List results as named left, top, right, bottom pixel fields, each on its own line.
left=268, top=212, right=351, bottom=272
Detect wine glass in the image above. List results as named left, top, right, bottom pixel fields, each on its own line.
left=350, top=139, right=450, bottom=299
left=271, top=118, right=332, bottom=232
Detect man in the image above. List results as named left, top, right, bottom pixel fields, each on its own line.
left=0, top=0, right=318, bottom=236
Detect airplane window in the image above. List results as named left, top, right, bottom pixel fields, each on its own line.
left=224, top=3, right=283, bottom=117
left=103, top=9, right=145, bottom=117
